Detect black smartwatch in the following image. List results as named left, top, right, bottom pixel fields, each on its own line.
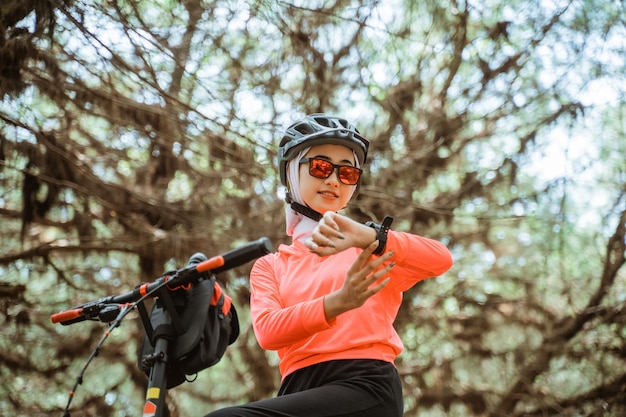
left=365, top=216, right=394, bottom=255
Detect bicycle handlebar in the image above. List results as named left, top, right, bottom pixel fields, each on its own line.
left=50, top=237, right=272, bottom=325
left=50, top=308, right=83, bottom=324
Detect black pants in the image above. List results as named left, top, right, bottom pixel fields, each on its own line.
left=203, top=359, right=403, bottom=417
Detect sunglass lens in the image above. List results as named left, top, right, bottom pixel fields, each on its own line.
left=309, top=159, right=334, bottom=179
left=339, top=167, right=360, bottom=185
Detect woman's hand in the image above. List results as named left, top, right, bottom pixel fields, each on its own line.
left=305, top=212, right=377, bottom=256
left=323, top=240, right=396, bottom=320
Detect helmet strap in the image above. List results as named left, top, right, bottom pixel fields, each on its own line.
left=285, top=192, right=322, bottom=222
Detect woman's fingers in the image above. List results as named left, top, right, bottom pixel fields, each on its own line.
left=368, top=277, right=391, bottom=295
left=349, top=242, right=393, bottom=274
left=309, top=214, right=345, bottom=248
left=347, top=247, right=395, bottom=301
left=359, top=255, right=395, bottom=291
left=324, top=243, right=396, bottom=316
left=343, top=240, right=378, bottom=270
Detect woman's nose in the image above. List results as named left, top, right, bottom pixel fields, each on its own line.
left=324, top=168, right=342, bottom=186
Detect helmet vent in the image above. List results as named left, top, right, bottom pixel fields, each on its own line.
left=294, top=123, right=316, bottom=135
left=313, top=116, right=334, bottom=128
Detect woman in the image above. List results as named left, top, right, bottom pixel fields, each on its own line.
left=204, top=114, right=453, bottom=417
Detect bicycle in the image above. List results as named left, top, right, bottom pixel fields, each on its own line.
left=50, top=237, right=272, bottom=417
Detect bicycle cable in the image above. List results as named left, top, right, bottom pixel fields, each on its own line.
left=61, top=277, right=171, bottom=417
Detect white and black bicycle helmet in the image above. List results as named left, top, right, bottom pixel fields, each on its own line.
left=278, top=113, right=370, bottom=187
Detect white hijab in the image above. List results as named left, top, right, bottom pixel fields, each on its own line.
left=285, top=147, right=359, bottom=243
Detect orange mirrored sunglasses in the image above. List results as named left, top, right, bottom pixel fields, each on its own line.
left=300, top=158, right=362, bottom=185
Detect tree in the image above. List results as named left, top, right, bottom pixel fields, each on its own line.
left=1, top=0, right=624, bottom=416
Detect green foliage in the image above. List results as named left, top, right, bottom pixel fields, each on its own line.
left=1, top=0, right=625, bottom=416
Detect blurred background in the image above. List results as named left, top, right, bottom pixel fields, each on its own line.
left=1, top=0, right=624, bottom=416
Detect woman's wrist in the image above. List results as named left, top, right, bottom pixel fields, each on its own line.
left=323, top=292, right=348, bottom=321
left=360, top=224, right=378, bottom=249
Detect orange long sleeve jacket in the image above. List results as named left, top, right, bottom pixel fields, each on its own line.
left=250, top=230, right=454, bottom=379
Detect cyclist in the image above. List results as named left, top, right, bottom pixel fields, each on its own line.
left=204, top=113, right=453, bottom=417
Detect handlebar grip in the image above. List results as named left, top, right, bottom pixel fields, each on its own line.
left=203, top=237, right=272, bottom=274
left=50, top=308, right=84, bottom=324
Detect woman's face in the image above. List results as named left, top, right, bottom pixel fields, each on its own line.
left=299, top=144, right=358, bottom=214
